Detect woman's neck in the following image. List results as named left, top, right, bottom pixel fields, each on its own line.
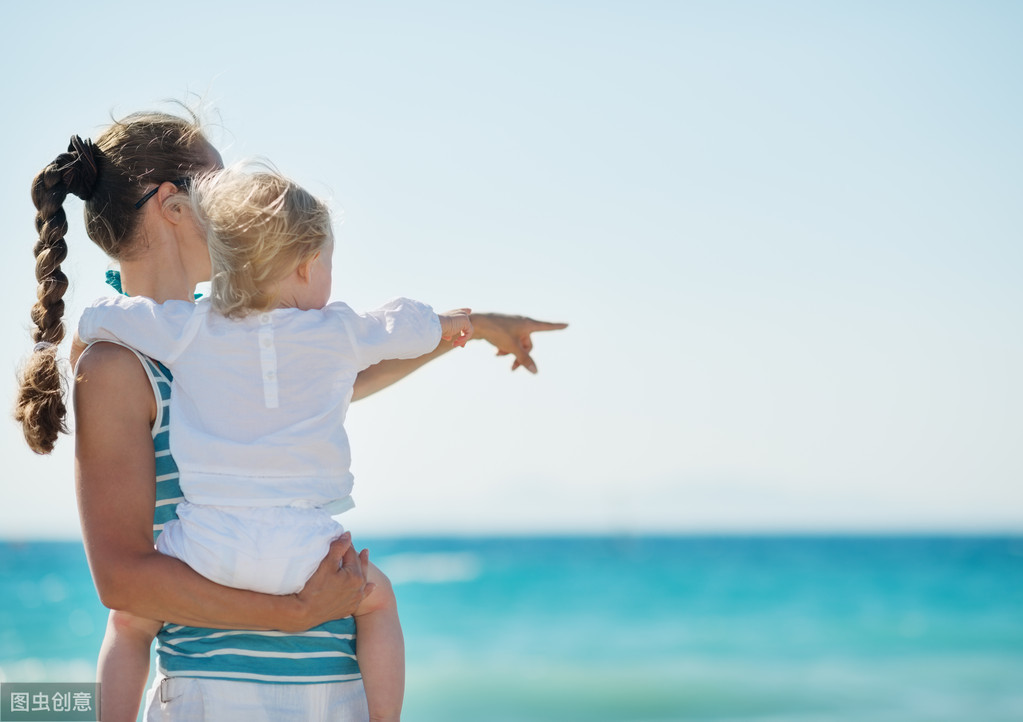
left=115, top=200, right=210, bottom=304
left=117, top=255, right=198, bottom=304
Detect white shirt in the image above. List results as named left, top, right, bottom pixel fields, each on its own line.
left=79, top=295, right=441, bottom=511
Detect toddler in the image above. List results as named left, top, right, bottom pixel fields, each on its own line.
left=77, top=165, right=472, bottom=722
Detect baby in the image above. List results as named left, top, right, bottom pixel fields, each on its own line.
left=77, top=165, right=472, bottom=721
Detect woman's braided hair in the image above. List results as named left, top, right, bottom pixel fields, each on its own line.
left=16, top=111, right=211, bottom=454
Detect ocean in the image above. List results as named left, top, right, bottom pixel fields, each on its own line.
left=2, top=536, right=1022, bottom=721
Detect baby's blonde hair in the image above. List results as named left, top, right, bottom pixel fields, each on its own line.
left=191, top=164, right=333, bottom=318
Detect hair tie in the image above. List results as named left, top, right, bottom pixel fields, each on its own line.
left=33, top=341, right=58, bottom=353
left=105, top=269, right=204, bottom=300
left=63, top=135, right=100, bottom=201
left=105, top=269, right=126, bottom=295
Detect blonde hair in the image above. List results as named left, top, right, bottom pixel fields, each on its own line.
left=18, top=110, right=214, bottom=454
left=191, top=165, right=333, bottom=318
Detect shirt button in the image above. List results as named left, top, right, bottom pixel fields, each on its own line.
left=260, top=313, right=271, bottom=323
left=262, top=338, right=272, bottom=348
left=265, top=371, right=276, bottom=380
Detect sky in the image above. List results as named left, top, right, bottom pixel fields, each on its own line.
left=0, top=1, right=1020, bottom=539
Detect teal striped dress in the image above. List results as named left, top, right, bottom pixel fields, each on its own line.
left=139, top=352, right=362, bottom=683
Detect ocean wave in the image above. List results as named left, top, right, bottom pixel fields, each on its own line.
left=378, top=552, right=482, bottom=585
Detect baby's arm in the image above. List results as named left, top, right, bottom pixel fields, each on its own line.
left=439, top=308, right=474, bottom=348
left=352, top=312, right=568, bottom=400
left=342, top=298, right=455, bottom=368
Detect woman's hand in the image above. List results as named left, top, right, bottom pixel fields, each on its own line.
left=288, top=533, right=374, bottom=632
left=469, top=313, right=568, bottom=374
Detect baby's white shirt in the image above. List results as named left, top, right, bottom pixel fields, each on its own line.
left=79, top=295, right=441, bottom=511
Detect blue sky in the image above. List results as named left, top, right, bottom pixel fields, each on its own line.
left=1, top=1, right=1020, bottom=537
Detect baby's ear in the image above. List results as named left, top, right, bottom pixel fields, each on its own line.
left=295, top=252, right=321, bottom=283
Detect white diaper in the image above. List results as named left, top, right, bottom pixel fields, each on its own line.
left=157, top=502, right=345, bottom=595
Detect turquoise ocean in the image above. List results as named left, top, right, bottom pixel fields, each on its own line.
left=2, top=536, right=1022, bottom=721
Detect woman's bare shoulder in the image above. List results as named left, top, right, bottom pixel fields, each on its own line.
left=74, top=341, right=156, bottom=421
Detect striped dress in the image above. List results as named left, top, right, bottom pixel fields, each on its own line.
left=138, top=351, right=362, bottom=683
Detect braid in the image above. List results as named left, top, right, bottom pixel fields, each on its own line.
left=15, top=137, right=98, bottom=454
left=15, top=114, right=211, bottom=454
left=31, top=165, right=71, bottom=345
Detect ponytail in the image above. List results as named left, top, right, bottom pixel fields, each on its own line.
left=15, top=136, right=100, bottom=454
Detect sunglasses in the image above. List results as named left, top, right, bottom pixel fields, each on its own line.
left=134, top=178, right=191, bottom=210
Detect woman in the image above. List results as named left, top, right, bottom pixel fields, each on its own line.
left=17, top=111, right=565, bottom=721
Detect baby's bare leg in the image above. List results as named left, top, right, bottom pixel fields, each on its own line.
left=354, top=561, right=405, bottom=722
left=97, top=610, right=163, bottom=722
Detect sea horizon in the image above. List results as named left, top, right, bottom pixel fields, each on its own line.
left=4, top=527, right=1023, bottom=543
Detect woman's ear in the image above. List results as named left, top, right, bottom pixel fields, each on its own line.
left=158, top=182, right=189, bottom=225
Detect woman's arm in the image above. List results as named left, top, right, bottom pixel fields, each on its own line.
left=352, top=312, right=567, bottom=401
left=74, top=342, right=369, bottom=633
